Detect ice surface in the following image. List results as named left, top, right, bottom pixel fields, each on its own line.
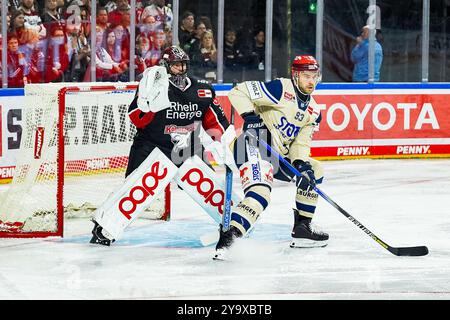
left=0, top=158, right=449, bottom=300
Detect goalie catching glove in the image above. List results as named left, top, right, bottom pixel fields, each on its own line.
left=137, top=66, right=171, bottom=113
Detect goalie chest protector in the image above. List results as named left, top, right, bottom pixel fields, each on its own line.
left=128, top=76, right=229, bottom=160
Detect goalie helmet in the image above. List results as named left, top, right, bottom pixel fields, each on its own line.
left=291, top=55, right=321, bottom=94
left=159, top=46, right=190, bottom=89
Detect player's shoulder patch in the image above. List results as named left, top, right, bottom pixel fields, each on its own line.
left=245, top=81, right=263, bottom=100
left=197, top=88, right=213, bottom=98
left=260, top=79, right=283, bottom=103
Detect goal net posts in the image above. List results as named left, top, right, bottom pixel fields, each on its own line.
left=0, top=82, right=170, bottom=238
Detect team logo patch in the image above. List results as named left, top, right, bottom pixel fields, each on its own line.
left=198, top=89, right=212, bottom=98
left=284, top=92, right=294, bottom=101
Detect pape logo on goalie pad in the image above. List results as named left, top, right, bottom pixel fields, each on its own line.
left=118, top=161, right=168, bottom=220
left=175, top=156, right=242, bottom=224
left=93, top=147, right=177, bottom=240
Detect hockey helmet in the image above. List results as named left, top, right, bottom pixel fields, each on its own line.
left=291, top=55, right=319, bottom=73
left=160, top=45, right=190, bottom=75
left=291, top=55, right=321, bottom=93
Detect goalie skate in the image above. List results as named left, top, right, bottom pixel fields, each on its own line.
left=90, top=220, right=115, bottom=246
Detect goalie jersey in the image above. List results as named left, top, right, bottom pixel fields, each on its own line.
left=228, top=78, right=322, bottom=162
left=128, top=76, right=229, bottom=165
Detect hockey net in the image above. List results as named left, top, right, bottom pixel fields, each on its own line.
left=0, top=82, right=170, bottom=238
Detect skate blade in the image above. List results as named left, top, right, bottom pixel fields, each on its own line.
left=212, top=248, right=229, bottom=261
left=290, top=238, right=328, bottom=248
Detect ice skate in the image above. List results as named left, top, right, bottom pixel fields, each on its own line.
left=290, top=209, right=328, bottom=248
left=213, top=225, right=243, bottom=261
left=89, top=220, right=115, bottom=246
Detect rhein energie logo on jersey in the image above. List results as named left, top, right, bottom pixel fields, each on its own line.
left=166, top=102, right=201, bottom=120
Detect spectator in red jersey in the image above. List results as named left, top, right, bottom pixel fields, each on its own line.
left=9, top=9, right=38, bottom=46
left=6, top=34, right=28, bottom=87
left=108, top=0, right=130, bottom=28
left=136, top=33, right=154, bottom=67
left=8, top=10, right=40, bottom=77
left=94, top=28, right=128, bottom=81
left=45, top=26, right=69, bottom=82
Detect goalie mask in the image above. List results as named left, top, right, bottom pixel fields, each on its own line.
left=160, top=46, right=190, bottom=89
left=291, top=55, right=321, bottom=95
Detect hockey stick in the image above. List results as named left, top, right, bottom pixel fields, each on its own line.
left=245, top=131, right=429, bottom=257
left=221, top=80, right=238, bottom=232
left=200, top=81, right=236, bottom=245
left=222, top=106, right=235, bottom=232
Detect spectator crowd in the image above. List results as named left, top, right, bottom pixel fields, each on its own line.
left=2, top=0, right=267, bottom=87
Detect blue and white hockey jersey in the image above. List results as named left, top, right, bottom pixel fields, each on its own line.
left=228, top=78, right=322, bottom=162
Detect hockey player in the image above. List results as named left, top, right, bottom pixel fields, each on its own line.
left=213, top=55, right=329, bottom=259
left=90, top=45, right=230, bottom=245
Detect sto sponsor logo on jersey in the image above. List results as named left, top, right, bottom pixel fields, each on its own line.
left=197, top=89, right=212, bottom=98
left=276, top=116, right=300, bottom=138
left=166, top=101, right=202, bottom=120
left=180, top=167, right=227, bottom=215
left=251, top=163, right=261, bottom=182
left=118, top=161, right=168, bottom=220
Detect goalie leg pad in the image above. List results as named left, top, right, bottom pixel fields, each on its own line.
left=93, top=147, right=178, bottom=240
left=175, top=155, right=242, bottom=224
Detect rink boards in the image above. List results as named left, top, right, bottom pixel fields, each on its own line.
left=1, top=83, right=450, bottom=182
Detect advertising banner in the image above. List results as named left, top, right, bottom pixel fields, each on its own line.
left=1, top=86, right=450, bottom=183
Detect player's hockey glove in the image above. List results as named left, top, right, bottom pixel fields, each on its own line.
left=293, top=160, right=316, bottom=188
left=242, top=112, right=266, bottom=134
left=202, top=126, right=239, bottom=172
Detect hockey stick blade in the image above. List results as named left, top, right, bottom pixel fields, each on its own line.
left=388, top=246, right=429, bottom=257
